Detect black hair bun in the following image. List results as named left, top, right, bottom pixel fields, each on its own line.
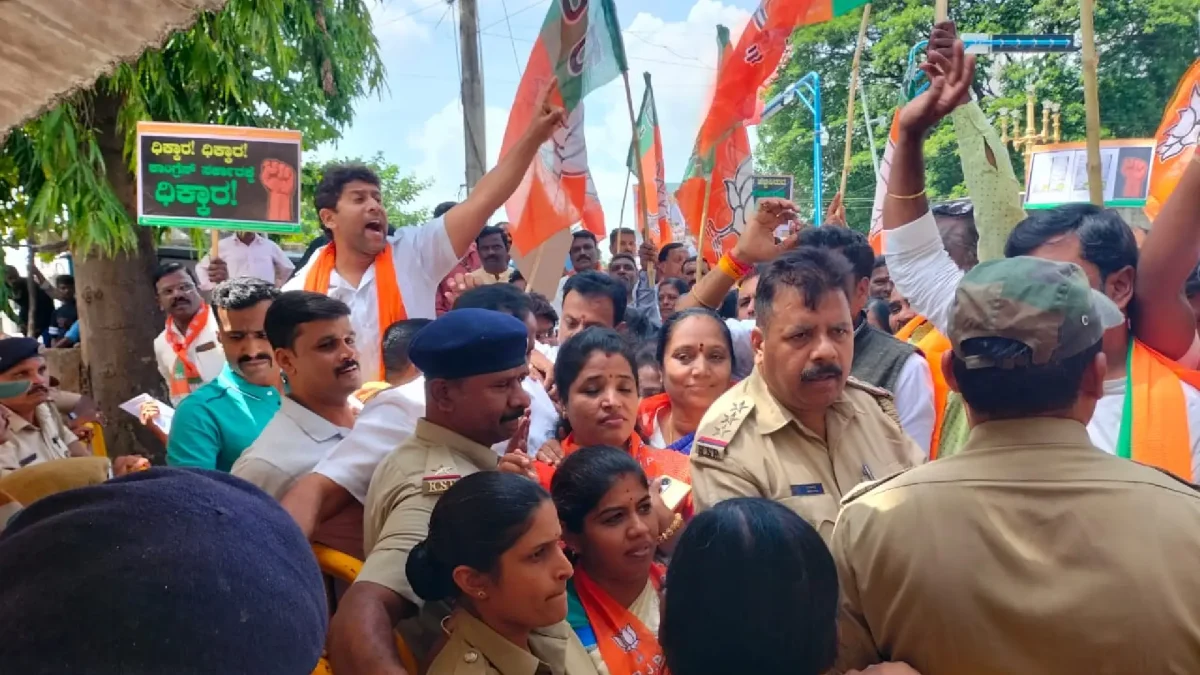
left=406, top=540, right=455, bottom=602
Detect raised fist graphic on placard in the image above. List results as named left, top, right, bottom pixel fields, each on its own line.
left=261, top=159, right=296, bottom=222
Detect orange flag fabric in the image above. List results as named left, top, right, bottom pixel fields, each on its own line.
left=499, top=0, right=626, bottom=256
left=1145, top=58, right=1200, bottom=221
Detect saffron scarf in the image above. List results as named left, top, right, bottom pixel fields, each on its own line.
left=165, top=304, right=211, bottom=397
left=1116, top=340, right=1197, bottom=481
left=572, top=566, right=665, bottom=675
left=304, top=241, right=407, bottom=379
left=895, top=316, right=952, bottom=458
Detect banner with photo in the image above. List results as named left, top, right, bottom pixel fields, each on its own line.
left=1023, top=139, right=1156, bottom=209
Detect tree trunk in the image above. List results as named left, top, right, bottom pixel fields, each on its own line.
left=74, top=90, right=167, bottom=461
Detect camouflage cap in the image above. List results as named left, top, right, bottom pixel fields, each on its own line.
left=949, top=256, right=1125, bottom=369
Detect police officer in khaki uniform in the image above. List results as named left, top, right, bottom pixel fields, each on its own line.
left=832, top=257, right=1200, bottom=674
left=328, top=308, right=534, bottom=675
left=430, top=610, right=595, bottom=675
left=691, top=247, right=925, bottom=541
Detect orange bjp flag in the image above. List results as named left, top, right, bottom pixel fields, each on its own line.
left=499, top=0, right=627, bottom=256
left=1145, top=58, right=1200, bottom=222
left=695, top=0, right=814, bottom=157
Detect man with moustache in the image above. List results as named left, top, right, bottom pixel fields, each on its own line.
left=329, top=308, right=532, bottom=675
left=167, top=278, right=284, bottom=472
left=689, top=246, right=925, bottom=543
left=152, top=263, right=225, bottom=405
left=286, top=89, right=565, bottom=381
left=0, top=337, right=143, bottom=476
left=232, top=291, right=360, bottom=501
left=552, top=230, right=602, bottom=313
left=467, top=225, right=512, bottom=285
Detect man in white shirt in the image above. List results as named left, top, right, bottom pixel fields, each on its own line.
left=196, top=232, right=295, bottom=291
left=879, top=34, right=1200, bottom=476
left=280, top=285, right=558, bottom=539
left=284, top=91, right=566, bottom=382
left=152, top=263, right=225, bottom=405
left=233, top=292, right=360, bottom=501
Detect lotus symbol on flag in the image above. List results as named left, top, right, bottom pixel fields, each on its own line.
left=1158, top=85, right=1200, bottom=163
left=542, top=104, right=588, bottom=178
left=720, top=157, right=755, bottom=238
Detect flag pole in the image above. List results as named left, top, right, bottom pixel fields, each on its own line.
left=623, top=71, right=656, bottom=284
left=839, top=4, right=872, bottom=199
left=695, top=172, right=715, bottom=286
left=934, top=0, right=948, bottom=22
left=210, top=229, right=220, bottom=263
left=617, top=169, right=632, bottom=233
left=1079, top=0, right=1104, bottom=205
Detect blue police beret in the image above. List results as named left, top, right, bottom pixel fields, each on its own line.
left=410, top=308, right=529, bottom=380
left=0, top=337, right=40, bottom=376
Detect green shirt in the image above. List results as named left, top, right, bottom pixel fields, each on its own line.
left=166, top=364, right=282, bottom=472
left=951, top=102, right=1027, bottom=263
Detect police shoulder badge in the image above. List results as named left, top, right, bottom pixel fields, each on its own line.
left=422, top=465, right=461, bottom=495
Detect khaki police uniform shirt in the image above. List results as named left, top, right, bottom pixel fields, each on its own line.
left=690, top=370, right=925, bottom=542
left=831, top=418, right=1200, bottom=675
left=428, top=609, right=598, bottom=675
left=360, top=419, right=500, bottom=601
left=0, top=403, right=79, bottom=475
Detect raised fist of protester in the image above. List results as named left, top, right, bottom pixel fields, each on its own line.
left=732, top=197, right=802, bottom=264
left=208, top=257, right=229, bottom=284
left=529, top=81, right=569, bottom=143
left=638, top=240, right=658, bottom=270
left=927, top=21, right=970, bottom=107
left=898, top=36, right=976, bottom=139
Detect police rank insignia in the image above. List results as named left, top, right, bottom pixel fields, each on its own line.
left=694, top=436, right=728, bottom=461
left=422, top=466, right=461, bottom=495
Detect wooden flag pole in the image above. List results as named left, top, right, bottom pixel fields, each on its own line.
left=839, top=4, right=872, bottom=199
left=210, top=229, right=220, bottom=263
left=616, top=169, right=632, bottom=233
left=622, top=71, right=656, bottom=284
left=934, top=0, right=948, bottom=22
left=695, top=172, right=715, bottom=286
left=1079, top=0, right=1104, bottom=205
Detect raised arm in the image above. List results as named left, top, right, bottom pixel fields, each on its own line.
left=442, top=86, right=566, bottom=258
left=1132, top=157, right=1200, bottom=364
left=882, top=27, right=975, bottom=334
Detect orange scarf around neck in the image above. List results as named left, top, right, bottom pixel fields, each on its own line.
left=573, top=566, right=665, bottom=675
left=895, top=315, right=952, bottom=458
left=165, top=303, right=211, bottom=380
left=1120, top=340, right=1198, bottom=481
left=304, top=241, right=407, bottom=379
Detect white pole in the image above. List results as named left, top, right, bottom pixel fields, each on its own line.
left=858, top=78, right=881, bottom=180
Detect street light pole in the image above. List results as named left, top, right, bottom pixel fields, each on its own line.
left=759, top=71, right=825, bottom=225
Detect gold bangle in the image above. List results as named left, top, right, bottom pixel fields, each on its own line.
left=887, top=188, right=927, bottom=200
left=688, top=288, right=717, bottom=311
left=658, top=513, right=684, bottom=543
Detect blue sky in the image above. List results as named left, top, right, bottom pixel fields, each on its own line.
left=315, top=0, right=762, bottom=231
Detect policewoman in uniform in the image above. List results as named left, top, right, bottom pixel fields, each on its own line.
left=832, top=258, right=1200, bottom=674
left=409, top=471, right=597, bottom=675
left=329, top=308, right=534, bottom=675
left=690, top=248, right=925, bottom=542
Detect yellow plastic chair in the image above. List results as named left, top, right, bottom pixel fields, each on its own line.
left=86, top=422, right=107, bottom=458
left=310, top=544, right=420, bottom=675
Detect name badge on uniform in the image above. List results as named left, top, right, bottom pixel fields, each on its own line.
left=790, top=483, right=825, bottom=496
left=422, top=466, right=461, bottom=495
left=694, top=436, right=728, bottom=461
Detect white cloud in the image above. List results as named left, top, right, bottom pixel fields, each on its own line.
left=368, top=0, right=436, bottom=42
left=383, top=0, right=762, bottom=236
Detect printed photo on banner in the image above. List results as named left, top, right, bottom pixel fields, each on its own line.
left=135, top=122, right=303, bottom=233
left=1023, top=139, right=1156, bottom=209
